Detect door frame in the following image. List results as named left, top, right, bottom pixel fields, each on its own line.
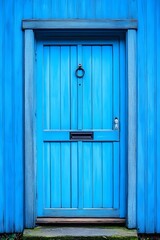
left=23, top=19, right=137, bottom=229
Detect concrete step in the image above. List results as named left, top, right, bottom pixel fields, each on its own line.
left=23, top=226, right=138, bottom=239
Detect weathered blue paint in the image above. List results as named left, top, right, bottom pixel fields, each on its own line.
left=36, top=39, right=126, bottom=218
left=0, top=0, right=159, bottom=234
left=127, top=29, right=137, bottom=228
left=22, top=19, right=138, bottom=29
left=24, top=29, right=36, bottom=228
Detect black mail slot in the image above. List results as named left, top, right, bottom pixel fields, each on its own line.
left=70, top=131, right=93, bottom=140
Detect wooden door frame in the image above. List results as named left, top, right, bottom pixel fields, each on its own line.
left=23, top=19, right=137, bottom=229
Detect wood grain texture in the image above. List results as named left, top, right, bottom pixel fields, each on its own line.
left=4, top=0, right=14, bottom=232
left=36, top=217, right=126, bottom=224
left=14, top=0, right=24, bottom=232
left=22, top=19, right=138, bottom=30
left=24, top=29, right=36, bottom=228
left=0, top=0, right=4, bottom=233
left=36, top=39, right=125, bottom=218
left=156, top=0, right=160, bottom=233
left=0, top=0, right=160, bottom=234
left=127, top=29, right=137, bottom=229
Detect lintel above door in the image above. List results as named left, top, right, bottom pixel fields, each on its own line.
left=22, top=19, right=137, bottom=30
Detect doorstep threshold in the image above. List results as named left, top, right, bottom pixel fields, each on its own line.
left=36, top=217, right=126, bottom=224
left=23, top=226, right=138, bottom=239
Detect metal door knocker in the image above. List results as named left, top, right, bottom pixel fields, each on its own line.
left=75, top=64, right=85, bottom=78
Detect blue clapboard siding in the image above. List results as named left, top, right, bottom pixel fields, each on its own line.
left=137, top=0, right=159, bottom=233
left=0, top=0, right=159, bottom=233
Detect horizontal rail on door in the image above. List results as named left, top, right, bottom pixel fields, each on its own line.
left=41, top=209, right=120, bottom=217
left=43, top=130, right=119, bottom=142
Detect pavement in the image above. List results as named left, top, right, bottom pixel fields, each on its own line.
left=23, top=226, right=138, bottom=239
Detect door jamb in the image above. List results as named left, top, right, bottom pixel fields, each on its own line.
left=23, top=20, right=137, bottom=229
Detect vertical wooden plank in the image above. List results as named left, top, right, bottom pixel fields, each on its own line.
left=101, top=0, right=113, bottom=18
left=59, top=45, right=71, bottom=208
left=24, top=0, right=34, bottom=228
left=43, top=46, right=50, bottom=130
left=113, top=41, right=119, bottom=124
left=60, top=46, right=70, bottom=129
left=115, top=0, right=129, bottom=18
left=128, top=0, right=138, bottom=18
left=82, top=46, right=92, bottom=129
left=4, top=0, right=14, bottom=232
left=51, top=143, right=61, bottom=208
left=25, top=30, right=36, bottom=227
left=156, top=0, right=160, bottom=232
left=102, top=46, right=113, bottom=129
left=70, top=46, right=78, bottom=130
left=109, top=0, right=118, bottom=18
left=112, top=41, right=120, bottom=211
left=50, top=46, right=61, bottom=130
left=92, top=46, right=102, bottom=129
left=83, top=142, right=93, bottom=208
left=0, top=0, right=4, bottom=232
left=119, top=37, right=127, bottom=217
left=54, top=0, right=68, bottom=18
left=33, top=0, right=52, bottom=18
left=23, top=0, right=33, bottom=19
left=101, top=45, right=116, bottom=209
left=14, top=0, right=24, bottom=232
left=71, top=142, right=78, bottom=208
left=49, top=46, right=61, bottom=208
left=36, top=42, right=44, bottom=217
left=43, top=46, right=51, bottom=209
left=127, top=29, right=137, bottom=228
left=51, top=1, right=60, bottom=18
left=102, top=143, right=113, bottom=208
left=78, top=141, right=83, bottom=209
left=84, top=0, right=96, bottom=18
left=146, top=0, right=156, bottom=233
left=113, top=143, right=119, bottom=209
left=76, top=0, right=91, bottom=19
left=44, top=143, right=51, bottom=208
left=77, top=45, right=83, bottom=130
left=95, top=0, right=102, bottom=18
left=40, top=0, right=52, bottom=18
left=137, top=0, right=146, bottom=232
left=61, top=143, right=71, bottom=208
left=67, top=0, right=77, bottom=18
left=93, top=143, right=102, bottom=208
left=91, top=45, right=104, bottom=209
left=33, top=0, right=39, bottom=18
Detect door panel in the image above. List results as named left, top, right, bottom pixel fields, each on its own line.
left=43, top=45, right=78, bottom=130
left=36, top=39, right=125, bottom=218
left=82, top=45, right=114, bottom=130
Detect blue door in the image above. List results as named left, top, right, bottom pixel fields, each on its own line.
left=36, top=37, right=126, bottom=218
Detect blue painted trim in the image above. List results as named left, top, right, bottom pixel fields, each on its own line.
left=24, top=25, right=137, bottom=228
left=119, top=37, right=127, bottom=218
left=22, top=19, right=138, bottom=30
left=127, top=29, right=137, bottom=228
left=24, top=29, right=36, bottom=228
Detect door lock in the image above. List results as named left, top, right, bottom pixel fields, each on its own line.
left=114, top=117, right=119, bottom=130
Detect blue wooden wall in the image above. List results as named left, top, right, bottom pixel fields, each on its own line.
left=0, top=0, right=159, bottom=233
